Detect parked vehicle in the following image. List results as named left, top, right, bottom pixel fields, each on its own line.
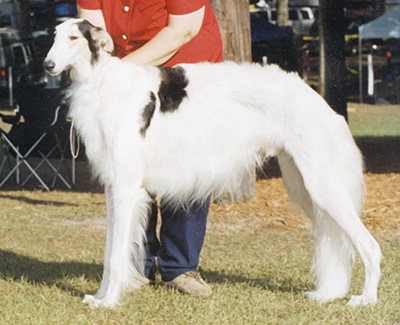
left=250, top=4, right=316, bottom=36
left=0, top=28, right=45, bottom=99
left=250, top=12, right=299, bottom=73
left=0, top=2, right=22, bottom=30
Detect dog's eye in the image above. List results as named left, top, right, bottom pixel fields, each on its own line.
left=70, top=36, right=79, bottom=41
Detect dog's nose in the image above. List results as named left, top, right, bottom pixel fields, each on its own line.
left=43, top=60, right=55, bottom=73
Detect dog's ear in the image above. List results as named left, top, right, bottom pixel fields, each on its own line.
left=91, top=27, right=114, bottom=54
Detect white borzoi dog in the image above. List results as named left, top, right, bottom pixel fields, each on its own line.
left=43, top=18, right=381, bottom=308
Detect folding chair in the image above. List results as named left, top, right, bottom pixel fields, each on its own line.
left=0, top=82, right=73, bottom=191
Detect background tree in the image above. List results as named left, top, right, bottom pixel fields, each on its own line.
left=319, top=0, right=348, bottom=119
left=210, top=0, right=251, bottom=62
left=276, top=0, right=289, bottom=26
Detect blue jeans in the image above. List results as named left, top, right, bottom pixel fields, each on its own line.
left=144, top=198, right=210, bottom=282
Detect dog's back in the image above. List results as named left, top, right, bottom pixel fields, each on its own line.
left=141, top=62, right=360, bottom=205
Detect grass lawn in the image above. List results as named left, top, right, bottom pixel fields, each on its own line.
left=0, top=192, right=399, bottom=324
left=348, top=102, right=400, bottom=137
left=0, top=104, right=399, bottom=324
left=348, top=103, right=400, bottom=174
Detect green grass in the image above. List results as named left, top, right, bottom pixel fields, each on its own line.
left=348, top=103, right=400, bottom=138
left=347, top=103, right=400, bottom=173
left=0, top=191, right=399, bottom=324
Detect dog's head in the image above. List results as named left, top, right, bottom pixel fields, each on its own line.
left=43, top=18, right=114, bottom=76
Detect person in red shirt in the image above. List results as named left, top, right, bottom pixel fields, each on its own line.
left=77, top=0, right=223, bottom=296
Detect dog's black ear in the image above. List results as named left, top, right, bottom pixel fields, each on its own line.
left=78, top=19, right=114, bottom=57
left=91, top=27, right=114, bottom=54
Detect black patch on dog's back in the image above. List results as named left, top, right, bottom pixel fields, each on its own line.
left=158, top=66, right=188, bottom=113
left=77, top=20, right=100, bottom=64
left=140, top=92, right=156, bottom=138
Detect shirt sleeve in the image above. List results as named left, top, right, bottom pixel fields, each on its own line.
left=76, top=0, right=102, bottom=10
left=166, top=0, right=205, bottom=15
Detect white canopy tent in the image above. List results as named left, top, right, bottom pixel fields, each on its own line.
left=358, top=6, right=400, bottom=102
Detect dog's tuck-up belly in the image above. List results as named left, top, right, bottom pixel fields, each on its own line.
left=141, top=105, right=283, bottom=203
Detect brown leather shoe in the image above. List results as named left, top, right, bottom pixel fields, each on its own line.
left=127, top=277, right=155, bottom=292
left=163, top=271, right=212, bottom=297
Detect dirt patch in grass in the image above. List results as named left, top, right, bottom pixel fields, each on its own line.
left=209, top=172, right=400, bottom=234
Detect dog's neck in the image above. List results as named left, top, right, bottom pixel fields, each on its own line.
left=70, top=53, right=112, bottom=84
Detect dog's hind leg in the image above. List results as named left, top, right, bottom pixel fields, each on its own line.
left=305, top=211, right=355, bottom=303
left=278, top=152, right=354, bottom=301
left=83, top=185, right=152, bottom=308
left=312, top=196, right=381, bottom=306
left=278, top=150, right=381, bottom=305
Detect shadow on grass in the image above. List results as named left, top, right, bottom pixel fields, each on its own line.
left=201, top=269, right=309, bottom=294
left=0, top=250, right=102, bottom=297
left=0, top=250, right=309, bottom=297
left=0, top=194, right=80, bottom=206
left=355, top=136, right=400, bottom=174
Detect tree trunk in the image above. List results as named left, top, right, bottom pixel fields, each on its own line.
left=210, top=0, right=255, bottom=204
left=319, top=0, right=347, bottom=119
left=210, top=0, right=252, bottom=62
left=277, top=0, right=289, bottom=26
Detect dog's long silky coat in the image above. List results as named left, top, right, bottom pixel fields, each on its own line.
left=44, top=18, right=381, bottom=308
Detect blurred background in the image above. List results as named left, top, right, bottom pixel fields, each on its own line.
left=0, top=0, right=398, bottom=108
left=0, top=0, right=399, bottom=191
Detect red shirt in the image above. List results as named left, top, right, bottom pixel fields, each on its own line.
left=76, top=0, right=223, bottom=66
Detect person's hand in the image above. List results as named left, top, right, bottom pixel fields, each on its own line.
left=77, top=7, right=106, bottom=29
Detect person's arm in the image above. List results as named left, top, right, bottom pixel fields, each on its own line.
left=122, top=6, right=205, bottom=66
left=77, top=6, right=106, bottom=30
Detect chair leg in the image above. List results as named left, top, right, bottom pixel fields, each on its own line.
left=71, top=131, right=77, bottom=185
left=41, top=152, right=72, bottom=190
left=0, top=154, right=50, bottom=191
left=16, top=146, right=20, bottom=185
left=0, top=144, right=9, bottom=177
left=21, top=145, right=58, bottom=186
left=24, top=134, right=73, bottom=190
left=61, top=145, right=74, bottom=186
left=0, top=137, right=18, bottom=185
left=0, top=162, right=19, bottom=188
left=0, top=156, right=6, bottom=175
left=0, top=138, right=22, bottom=188
left=1, top=133, right=51, bottom=191
left=18, top=143, right=72, bottom=190
left=21, top=158, right=50, bottom=191
left=1, top=131, right=73, bottom=191
left=18, top=133, right=56, bottom=191
left=54, top=134, right=74, bottom=188
left=51, top=154, right=70, bottom=190
left=30, top=141, right=72, bottom=190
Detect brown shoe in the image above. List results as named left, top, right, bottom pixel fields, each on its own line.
left=127, top=277, right=155, bottom=292
left=163, top=271, right=212, bottom=297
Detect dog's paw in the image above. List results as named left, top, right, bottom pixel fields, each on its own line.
left=346, top=294, right=377, bottom=307
left=82, top=294, right=119, bottom=308
left=304, top=290, right=345, bottom=303
left=304, top=290, right=328, bottom=303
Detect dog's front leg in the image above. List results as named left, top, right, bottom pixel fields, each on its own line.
left=83, top=184, right=151, bottom=308
left=89, top=185, right=114, bottom=300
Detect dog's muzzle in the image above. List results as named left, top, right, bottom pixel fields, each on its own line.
left=43, top=59, right=56, bottom=74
